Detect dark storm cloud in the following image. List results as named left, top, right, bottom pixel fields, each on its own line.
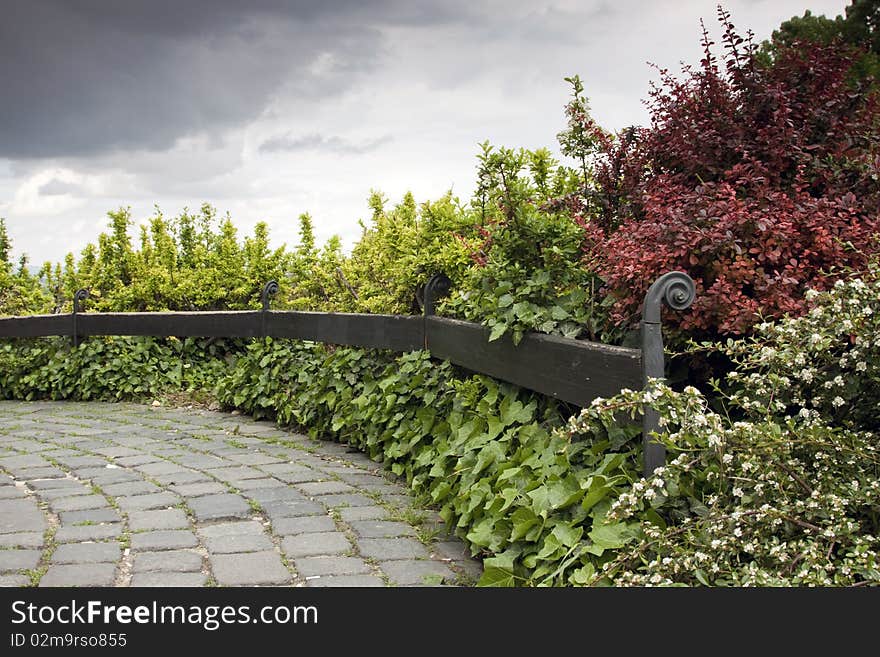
left=259, top=132, right=393, bottom=155
left=0, top=0, right=473, bottom=159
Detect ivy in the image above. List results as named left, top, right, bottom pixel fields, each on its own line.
left=0, top=336, right=232, bottom=401
left=211, top=338, right=649, bottom=586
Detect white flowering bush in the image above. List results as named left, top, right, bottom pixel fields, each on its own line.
left=575, top=383, right=880, bottom=586
left=721, top=266, right=880, bottom=432
left=560, top=271, right=880, bottom=586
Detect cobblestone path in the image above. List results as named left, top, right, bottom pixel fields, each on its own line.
left=0, top=401, right=481, bottom=587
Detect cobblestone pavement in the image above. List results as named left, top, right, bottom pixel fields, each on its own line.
left=0, top=401, right=482, bottom=587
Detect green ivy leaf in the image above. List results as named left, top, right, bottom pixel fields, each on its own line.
left=588, top=522, right=634, bottom=554
left=488, top=323, right=507, bottom=342
left=550, top=305, right=569, bottom=320
left=478, top=567, right=516, bottom=587
left=510, top=507, right=540, bottom=541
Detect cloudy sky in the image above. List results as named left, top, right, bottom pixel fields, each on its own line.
left=0, top=0, right=847, bottom=265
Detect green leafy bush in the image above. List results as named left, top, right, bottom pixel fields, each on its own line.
left=444, top=143, right=612, bottom=345
left=0, top=336, right=231, bottom=401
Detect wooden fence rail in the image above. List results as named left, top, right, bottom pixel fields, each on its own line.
left=0, top=273, right=695, bottom=476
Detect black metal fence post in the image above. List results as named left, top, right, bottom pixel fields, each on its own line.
left=641, top=272, right=696, bottom=477
left=261, top=281, right=279, bottom=337
left=422, top=273, right=451, bottom=349
left=71, top=288, right=89, bottom=347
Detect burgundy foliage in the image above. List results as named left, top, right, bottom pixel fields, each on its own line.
left=581, top=8, right=880, bottom=336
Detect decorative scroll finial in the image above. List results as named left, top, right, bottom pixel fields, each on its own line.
left=261, top=281, right=279, bottom=312
left=642, top=272, right=696, bottom=324
left=641, top=271, right=696, bottom=477
left=73, top=288, right=89, bottom=315
left=72, top=288, right=89, bottom=347
left=423, top=273, right=452, bottom=317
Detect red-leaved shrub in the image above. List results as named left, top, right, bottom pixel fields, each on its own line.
left=581, top=8, right=880, bottom=336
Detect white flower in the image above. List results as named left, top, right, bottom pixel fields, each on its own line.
left=832, top=396, right=845, bottom=408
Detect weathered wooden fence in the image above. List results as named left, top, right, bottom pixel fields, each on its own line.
left=0, top=272, right=696, bottom=475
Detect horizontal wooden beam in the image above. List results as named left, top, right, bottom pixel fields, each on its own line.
left=265, top=312, right=424, bottom=351
left=0, top=314, right=70, bottom=338
left=78, top=311, right=264, bottom=338
left=0, top=310, right=641, bottom=407
left=425, top=317, right=641, bottom=406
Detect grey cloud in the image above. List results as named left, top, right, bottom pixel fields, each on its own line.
left=259, top=133, right=393, bottom=155
left=39, top=179, right=83, bottom=196
left=0, top=0, right=475, bottom=160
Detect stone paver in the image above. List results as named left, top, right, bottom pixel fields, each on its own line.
left=131, top=530, right=199, bottom=551
left=294, top=556, right=371, bottom=577
left=49, top=495, right=109, bottom=512
left=116, top=491, right=179, bottom=512
left=0, top=549, right=42, bottom=572
left=55, top=524, right=122, bottom=543
left=0, top=574, right=30, bottom=587
left=298, top=481, right=355, bottom=496
left=52, top=542, right=121, bottom=564
left=319, top=493, right=376, bottom=508
left=204, top=533, right=273, bottom=554
left=131, top=572, right=208, bottom=587
left=171, top=481, right=228, bottom=497
left=211, top=551, right=291, bottom=586
left=0, top=401, right=480, bottom=588
left=60, top=508, right=122, bottom=524
left=187, top=494, right=251, bottom=521
left=28, top=479, right=81, bottom=491
left=0, top=498, right=46, bottom=534
left=197, top=520, right=264, bottom=537
left=101, top=481, right=162, bottom=497
left=380, top=560, right=457, bottom=586
left=133, top=550, right=203, bottom=573
left=350, top=520, right=416, bottom=538
left=198, top=521, right=273, bottom=554
left=358, top=538, right=430, bottom=561
left=0, top=532, right=43, bottom=549
left=128, top=509, right=189, bottom=531
left=306, top=575, right=385, bottom=587
left=281, top=532, right=351, bottom=558
left=271, top=516, right=337, bottom=535
left=337, top=506, right=390, bottom=522
left=40, top=564, right=117, bottom=587
left=261, top=500, right=325, bottom=520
